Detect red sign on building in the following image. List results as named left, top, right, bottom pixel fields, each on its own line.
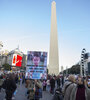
left=12, top=54, right=22, bottom=67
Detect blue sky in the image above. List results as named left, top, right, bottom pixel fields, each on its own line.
left=0, top=0, right=90, bottom=70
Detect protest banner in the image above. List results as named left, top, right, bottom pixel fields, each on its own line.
left=25, top=51, right=47, bottom=79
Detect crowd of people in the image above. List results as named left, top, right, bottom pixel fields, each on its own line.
left=52, top=75, right=90, bottom=100
left=0, top=72, right=90, bottom=100
left=0, top=72, right=25, bottom=100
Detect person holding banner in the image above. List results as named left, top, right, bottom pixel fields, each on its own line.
left=26, top=80, right=35, bottom=100
left=34, top=80, right=42, bottom=100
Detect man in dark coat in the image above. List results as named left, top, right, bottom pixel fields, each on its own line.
left=0, top=75, right=4, bottom=92
left=50, top=77, right=55, bottom=94
left=56, top=76, right=61, bottom=88
left=2, top=74, right=17, bottom=100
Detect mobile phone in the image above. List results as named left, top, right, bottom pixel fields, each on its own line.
left=88, top=82, right=90, bottom=85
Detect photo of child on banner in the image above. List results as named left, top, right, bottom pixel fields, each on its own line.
left=26, top=51, right=47, bottom=79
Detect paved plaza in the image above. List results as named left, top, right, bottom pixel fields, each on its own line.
left=0, top=83, right=53, bottom=100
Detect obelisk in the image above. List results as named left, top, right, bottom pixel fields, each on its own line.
left=48, top=1, right=59, bottom=75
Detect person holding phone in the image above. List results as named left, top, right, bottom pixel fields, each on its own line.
left=87, top=79, right=90, bottom=89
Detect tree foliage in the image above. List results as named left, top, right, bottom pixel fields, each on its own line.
left=3, top=63, right=11, bottom=71
left=63, top=64, right=84, bottom=75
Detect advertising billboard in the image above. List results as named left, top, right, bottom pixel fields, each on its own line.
left=12, top=54, right=22, bottom=67
left=25, top=51, right=47, bottom=79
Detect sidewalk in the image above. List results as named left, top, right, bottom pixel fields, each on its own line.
left=15, top=83, right=53, bottom=100
left=15, top=84, right=27, bottom=100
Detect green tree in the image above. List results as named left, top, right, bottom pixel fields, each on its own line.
left=63, top=64, right=81, bottom=75
left=3, top=63, right=11, bottom=71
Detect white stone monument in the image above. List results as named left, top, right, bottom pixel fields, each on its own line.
left=48, top=1, right=59, bottom=75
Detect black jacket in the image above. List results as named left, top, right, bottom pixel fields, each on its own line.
left=50, top=78, right=55, bottom=88
left=2, top=78, right=17, bottom=93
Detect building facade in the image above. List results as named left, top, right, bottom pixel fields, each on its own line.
left=0, top=48, right=27, bottom=71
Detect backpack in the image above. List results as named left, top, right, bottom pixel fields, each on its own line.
left=53, top=88, right=63, bottom=100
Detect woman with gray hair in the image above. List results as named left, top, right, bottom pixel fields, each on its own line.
left=70, top=77, right=90, bottom=100
left=62, top=75, right=76, bottom=100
